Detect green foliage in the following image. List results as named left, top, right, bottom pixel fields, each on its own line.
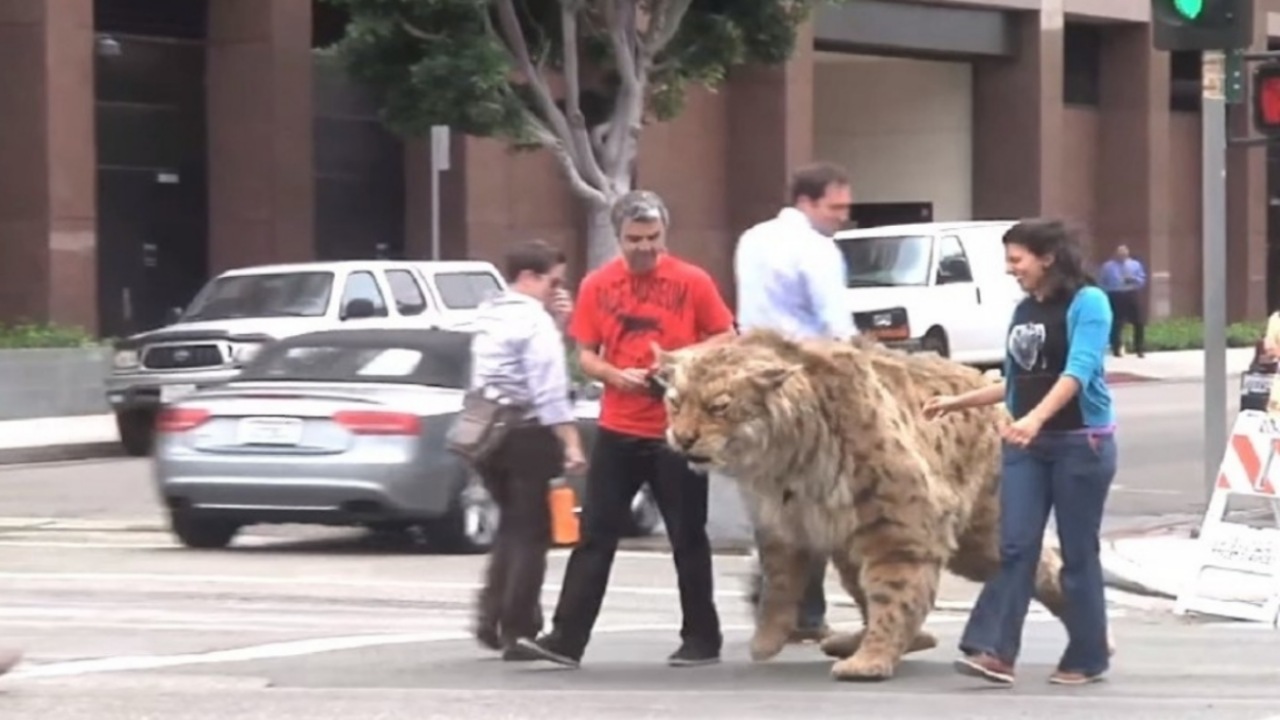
left=322, top=0, right=824, bottom=145
left=1122, top=317, right=1265, bottom=352
left=0, top=322, right=98, bottom=349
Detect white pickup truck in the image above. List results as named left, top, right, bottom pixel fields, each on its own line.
left=106, top=259, right=506, bottom=456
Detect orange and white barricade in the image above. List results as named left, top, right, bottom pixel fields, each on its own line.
left=1174, top=409, right=1280, bottom=626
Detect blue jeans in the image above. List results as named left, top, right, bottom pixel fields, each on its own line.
left=959, top=431, right=1117, bottom=675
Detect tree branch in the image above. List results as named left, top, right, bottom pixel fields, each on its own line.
left=559, top=1, right=607, bottom=189
left=525, top=111, right=608, bottom=206
left=601, top=0, right=645, bottom=179
left=643, top=0, right=696, bottom=57
left=494, top=0, right=607, bottom=191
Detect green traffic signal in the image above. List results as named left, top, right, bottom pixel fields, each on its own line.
left=1173, top=0, right=1204, bottom=19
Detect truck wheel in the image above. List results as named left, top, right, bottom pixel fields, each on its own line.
left=116, top=409, right=155, bottom=457
left=169, top=511, right=240, bottom=549
left=922, top=328, right=950, bottom=359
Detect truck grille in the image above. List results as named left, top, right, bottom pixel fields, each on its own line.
left=143, top=344, right=225, bottom=370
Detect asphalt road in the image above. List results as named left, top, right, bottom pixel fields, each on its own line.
left=1, top=379, right=1279, bottom=719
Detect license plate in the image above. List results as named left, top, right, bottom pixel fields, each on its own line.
left=236, top=417, right=304, bottom=446
left=1243, top=373, right=1275, bottom=394
left=159, top=384, right=197, bottom=403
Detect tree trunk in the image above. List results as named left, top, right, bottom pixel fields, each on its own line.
left=585, top=199, right=619, bottom=270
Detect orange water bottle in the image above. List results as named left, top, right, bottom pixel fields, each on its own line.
left=548, top=476, right=580, bottom=547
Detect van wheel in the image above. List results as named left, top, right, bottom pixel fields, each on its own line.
left=922, top=328, right=950, bottom=358
left=116, top=409, right=155, bottom=457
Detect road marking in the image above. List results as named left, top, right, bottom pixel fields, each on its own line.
left=1110, top=485, right=1184, bottom=495
left=7, top=613, right=1106, bottom=681
left=0, top=571, right=771, bottom=601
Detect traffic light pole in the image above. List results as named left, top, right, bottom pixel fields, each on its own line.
left=1202, top=50, right=1229, bottom=506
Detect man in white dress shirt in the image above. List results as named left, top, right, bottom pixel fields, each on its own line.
left=734, top=161, right=857, bottom=643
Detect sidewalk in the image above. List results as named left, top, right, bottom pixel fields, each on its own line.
left=0, top=413, right=120, bottom=465
left=1100, top=509, right=1280, bottom=620
left=1103, top=347, right=1254, bottom=383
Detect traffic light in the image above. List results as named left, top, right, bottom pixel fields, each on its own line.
left=1152, top=0, right=1253, bottom=52
left=1253, top=62, right=1280, bottom=136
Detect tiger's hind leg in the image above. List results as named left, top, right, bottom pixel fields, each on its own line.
left=820, top=550, right=938, bottom=660
left=830, top=554, right=941, bottom=682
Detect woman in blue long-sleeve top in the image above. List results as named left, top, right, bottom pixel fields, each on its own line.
left=924, top=219, right=1117, bottom=687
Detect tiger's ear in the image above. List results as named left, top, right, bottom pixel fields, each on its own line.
left=751, top=363, right=802, bottom=390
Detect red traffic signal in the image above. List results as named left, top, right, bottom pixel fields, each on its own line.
left=1253, top=62, right=1280, bottom=136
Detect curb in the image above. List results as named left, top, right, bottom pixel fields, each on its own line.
left=0, top=442, right=124, bottom=467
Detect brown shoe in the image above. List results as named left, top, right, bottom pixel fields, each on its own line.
left=0, top=648, right=22, bottom=676
left=1049, top=669, right=1106, bottom=685
left=954, top=652, right=1015, bottom=686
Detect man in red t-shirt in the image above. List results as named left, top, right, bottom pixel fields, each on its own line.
left=512, top=190, right=737, bottom=669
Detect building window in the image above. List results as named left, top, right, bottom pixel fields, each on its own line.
left=1170, top=50, right=1202, bottom=113
left=1064, top=23, right=1101, bottom=107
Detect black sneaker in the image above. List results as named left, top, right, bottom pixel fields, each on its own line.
left=667, top=642, right=721, bottom=667
left=511, top=635, right=581, bottom=668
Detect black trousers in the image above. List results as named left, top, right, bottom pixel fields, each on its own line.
left=549, top=427, right=721, bottom=657
left=1107, top=290, right=1145, bottom=355
left=476, top=424, right=564, bottom=646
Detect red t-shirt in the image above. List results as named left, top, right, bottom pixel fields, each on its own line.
left=569, top=254, right=736, bottom=439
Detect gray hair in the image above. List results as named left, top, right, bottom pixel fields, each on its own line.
left=610, top=190, right=670, bottom=235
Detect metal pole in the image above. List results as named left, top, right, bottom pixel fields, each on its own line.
left=1202, top=50, right=1229, bottom=506
left=429, top=125, right=451, bottom=261
left=431, top=169, right=441, bottom=261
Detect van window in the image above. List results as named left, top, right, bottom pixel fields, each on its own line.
left=836, top=235, right=933, bottom=287
left=935, top=235, right=974, bottom=284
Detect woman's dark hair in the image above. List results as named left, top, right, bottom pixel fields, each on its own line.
left=1002, top=218, right=1095, bottom=300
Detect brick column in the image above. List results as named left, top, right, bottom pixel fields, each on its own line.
left=1095, top=22, right=1172, bottom=319
left=0, top=0, right=96, bottom=332
left=206, top=0, right=314, bottom=273
left=722, top=21, right=815, bottom=308
left=972, top=5, right=1066, bottom=220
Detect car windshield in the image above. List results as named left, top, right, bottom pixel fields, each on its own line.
left=837, top=235, right=934, bottom=287
left=181, top=272, right=334, bottom=321
left=433, top=271, right=503, bottom=309
left=240, top=343, right=470, bottom=389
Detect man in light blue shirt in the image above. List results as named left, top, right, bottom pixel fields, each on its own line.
left=1097, top=244, right=1147, bottom=358
left=734, top=162, right=856, bottom=644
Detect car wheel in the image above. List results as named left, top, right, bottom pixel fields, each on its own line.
left=625, top=487, right=663, bottom=537
left=425, top=484, right=499, bottom=555
left=116, top=409, right=155, bottom=457
left=169, top=511, right=240, bottom=549
left=921, top=328, right=950, bottom=358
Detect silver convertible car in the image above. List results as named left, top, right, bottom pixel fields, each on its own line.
left=152, top=327, right=656, bottom=553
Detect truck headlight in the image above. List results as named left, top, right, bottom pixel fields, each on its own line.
left=113, top=350, right=139, bottom=369
left=231, top=343, right=263, bottom=365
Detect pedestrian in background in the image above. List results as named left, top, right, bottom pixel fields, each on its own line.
left=1098, top=244, right=1147, bottom=358
left=467, top=239, right=587, bottom=658
left=734, top=161, right=858, bottom=643
left=512, top=190, right=737, bottom=669
left=925, top=219, right=1116, bottom=687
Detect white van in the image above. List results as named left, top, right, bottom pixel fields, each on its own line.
left=832, top=220, right=1023, bottom=369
